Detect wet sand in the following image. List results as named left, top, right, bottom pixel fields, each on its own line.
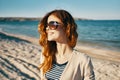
left=0, top=31, right=120, bottom=80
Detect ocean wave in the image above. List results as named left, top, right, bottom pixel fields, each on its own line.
left=92, top=39, right=120, bottom=43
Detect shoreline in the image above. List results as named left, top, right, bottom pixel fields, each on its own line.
left=1, top=31, right=120, bottom=62
left=0, top=30, right=39, bottom=45
left=0, top=31, right=120, bottom=80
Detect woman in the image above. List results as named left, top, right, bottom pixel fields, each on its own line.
left=38, top=9, right=95, bottom=80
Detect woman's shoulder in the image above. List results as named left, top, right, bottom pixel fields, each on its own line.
left=72, top=49, right=91, bottom=63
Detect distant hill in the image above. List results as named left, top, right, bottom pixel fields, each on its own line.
left=0, top=17, right=41, bottom=21
left=0, top=17, right=90, bottom=21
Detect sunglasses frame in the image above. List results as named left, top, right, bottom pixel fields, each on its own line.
left=47, top=21, right=62, bottom=30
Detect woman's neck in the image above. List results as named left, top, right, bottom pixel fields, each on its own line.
left=56, top=42, right=73, bottom=57
left=55, top=42, right=73, bottom=64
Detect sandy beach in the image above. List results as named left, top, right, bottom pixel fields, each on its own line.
left=0, top=31, right=120, bottom=80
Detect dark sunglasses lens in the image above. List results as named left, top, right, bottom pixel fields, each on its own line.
left=48, top=21, right=59, bottom=30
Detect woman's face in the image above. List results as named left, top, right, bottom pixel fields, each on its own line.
left=46, top=15, right=67, bottom=43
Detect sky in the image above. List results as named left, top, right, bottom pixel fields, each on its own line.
left=0, top=0, right=120, bottom=20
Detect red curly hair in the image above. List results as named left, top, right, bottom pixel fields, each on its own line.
left=38, top=9, right=78, bottom=74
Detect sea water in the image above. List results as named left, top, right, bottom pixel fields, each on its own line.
left=0, top=20, right=120, bottom=50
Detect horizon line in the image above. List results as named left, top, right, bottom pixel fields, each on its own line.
left=0, top=16, right=120, bottom=20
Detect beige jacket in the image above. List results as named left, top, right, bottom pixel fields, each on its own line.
left=40, top=50, right=95, bottom=80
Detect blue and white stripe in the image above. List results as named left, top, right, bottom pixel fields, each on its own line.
left=45, top=62, right=68, bottom=80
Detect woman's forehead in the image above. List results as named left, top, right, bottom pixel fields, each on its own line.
left=47, top=15, right=62, bottom=23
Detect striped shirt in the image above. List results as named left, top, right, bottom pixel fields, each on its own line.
left=45, top=61, right=68, bottom=80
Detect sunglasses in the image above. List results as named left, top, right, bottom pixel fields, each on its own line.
left=47, top=21, right=62, bottom=30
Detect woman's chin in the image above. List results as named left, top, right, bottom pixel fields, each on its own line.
left=47, top=38, right=55, bottom=41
